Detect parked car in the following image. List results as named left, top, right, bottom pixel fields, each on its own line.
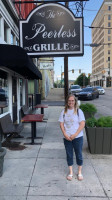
left=93, top=86, right=105, bottom=95
left=69, top=85, right=82, bottom=96
left=78, top=87, right=99, bottom=100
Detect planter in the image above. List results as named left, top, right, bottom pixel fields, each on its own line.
left=85, top=126, right=112, bottom=154
left=0, top=147, right=6, bottom=177
left=79, top=103, right=97, bottom=120
left=84, top=112, right=96, bottom=120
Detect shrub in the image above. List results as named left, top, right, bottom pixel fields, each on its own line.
left=86, top=117, right=97, bottom=127
left=79, top=103, right=97, bottom=115
left=96, top=116, right=112, bottom=127
left=86, top=116, right=112, bottom=127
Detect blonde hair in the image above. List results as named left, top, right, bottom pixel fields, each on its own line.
left=64, top=94, right=79, bottom=114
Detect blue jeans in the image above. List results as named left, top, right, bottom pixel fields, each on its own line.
left=63, top=136, right=83, bottom=166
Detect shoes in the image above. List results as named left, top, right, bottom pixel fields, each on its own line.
left=66, top=174, right=73, bottom=181
left=77, top=174, right=83, bottom=181
left=66, top=173, right=83, bottom=181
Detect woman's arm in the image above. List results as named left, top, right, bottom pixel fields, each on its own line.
left=70, top=121, right=85, bottom=140
left=60, top=122, right=72, bottom=141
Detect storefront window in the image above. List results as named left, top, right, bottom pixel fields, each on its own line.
left=20, top=79, right=23, bottom=106
left=28, top=80, right=34, bottom=107
left=0, top=70, right=9, bottom=115
left=108, top=6, right=111, bottom=11
left=11, top=32, right=14, bottom=45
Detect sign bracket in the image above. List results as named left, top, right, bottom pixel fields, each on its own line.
left=13, top=0, right=88, bottom=19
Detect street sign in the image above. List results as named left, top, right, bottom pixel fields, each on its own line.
left=40, top=62, right=53, bottom=70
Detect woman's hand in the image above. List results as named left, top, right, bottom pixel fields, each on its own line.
left=60, top=122, right=72, bottom=141
left=70, top=134, right=75, bottom=140
left=64, top=134, right=72, bottom=141
left=70, top=121, right=85, bottom=140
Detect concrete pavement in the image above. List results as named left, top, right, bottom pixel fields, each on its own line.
left=42, top=88, right=65, bottom=106
left=0, top=89, right=112, bottom=200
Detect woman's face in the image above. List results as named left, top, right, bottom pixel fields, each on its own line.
left=68, top=96, right=75, bottom=109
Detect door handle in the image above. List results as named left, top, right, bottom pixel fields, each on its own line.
left=13, top=95, right=15, bottom=103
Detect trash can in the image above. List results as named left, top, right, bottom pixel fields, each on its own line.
left=35, top=94, right=41, bottom=105
left=0, top=147, right=6, bottom=177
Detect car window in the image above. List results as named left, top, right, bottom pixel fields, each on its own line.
left=82, top=87, right=93, bottom=92
left=71, top=85, right=80, bottom=89
left=95, top=86, right=102, bottom=89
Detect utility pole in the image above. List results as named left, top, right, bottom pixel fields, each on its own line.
left=83, top=73, right=85, bottom=87
left=108, top=62, right=111, bottom=87
left=108, top=62, right=110, bottom=76
left=64, top=57, right=68, bottom=100
left=88, top=73, right=90, bottom=85
left=61, top=65, right=62, bottom=88
left=64, top=1, right=69, bottom=101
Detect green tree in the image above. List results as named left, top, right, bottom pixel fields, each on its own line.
left=74, top=73, right=89, bottom=87
left=54, top=82, right=57, bottom=88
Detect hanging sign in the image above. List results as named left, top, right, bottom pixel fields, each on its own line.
left=33, top=0, right=88, bottom=2
left=19, top=3, right=83, bottom=57
left=40, top=62, right=54, bottom=70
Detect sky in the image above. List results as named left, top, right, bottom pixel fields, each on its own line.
left=54, top=0, right=104, bottom=81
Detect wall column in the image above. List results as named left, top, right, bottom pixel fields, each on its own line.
left=0, top=17, right=4, bottom=40
left=7, top=27, right=11, bottom=44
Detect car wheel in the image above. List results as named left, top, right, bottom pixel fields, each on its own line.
left=91, top=95, right=94, bottom=100
left=97, top=94, right=99, bottom=98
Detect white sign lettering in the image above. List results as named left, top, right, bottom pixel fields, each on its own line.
left=24, top=43, right=79, bottom=51
left=25, top=24, right=77, bottom=40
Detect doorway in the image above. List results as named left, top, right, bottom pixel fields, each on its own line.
left=12, top=77, right=17, bottom=123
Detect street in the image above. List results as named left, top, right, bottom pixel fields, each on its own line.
left=44, top=88, right=112, bottom=117
left=81, top=88, right=112, bottom=118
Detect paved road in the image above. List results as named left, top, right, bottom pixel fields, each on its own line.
left=44, top=87, right=112, bottom=117
left=81, top=88, right=112, bottom=118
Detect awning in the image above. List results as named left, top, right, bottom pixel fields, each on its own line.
left=0, top=44, right=42, bottom=80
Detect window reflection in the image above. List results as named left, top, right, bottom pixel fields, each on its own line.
left=0, top=70, right=9, bottom=114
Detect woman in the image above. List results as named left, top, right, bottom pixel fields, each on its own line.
left=58, top=94, right=85, bottom=181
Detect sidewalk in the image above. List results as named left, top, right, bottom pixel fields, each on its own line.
left=42, top=88, right=65, bottom=106
left=0, top=89, right=112, bottom=200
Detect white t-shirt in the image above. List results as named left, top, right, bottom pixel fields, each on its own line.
left=58, top=108, right=85, bottom=138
